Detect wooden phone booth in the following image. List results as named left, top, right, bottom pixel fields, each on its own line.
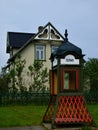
left=43, top=30, right=94, bottom=128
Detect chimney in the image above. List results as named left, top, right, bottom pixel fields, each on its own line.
left=38, top=26, right=44, bottom=32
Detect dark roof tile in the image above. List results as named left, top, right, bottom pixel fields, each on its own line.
left=51, top=39, right=83, bottom=59
left=8, top=32, right=35, bottom=48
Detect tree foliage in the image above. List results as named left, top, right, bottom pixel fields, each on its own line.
left=28, top=60, right=49, bottom=92
left=0, top=57, right=49, bottom=93
left=0, top=68, right=10, bottom=92
left=15, top=55, right=26, bottom=92
left=9, top=55, right=26, bottom=92
left=83, top=58, right=98, bottom=91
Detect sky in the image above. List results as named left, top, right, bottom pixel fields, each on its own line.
left=0, top=0, right=98, bottom=71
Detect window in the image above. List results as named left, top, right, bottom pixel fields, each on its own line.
left=52, top=46, right=58, bottom=53
left=35, top=45, right=45, bottom=60
left=62, top=69, right=79, bottom=91
left=64, top=71, right=76, bottom=90
left=64, top=73, right=69, bottom=90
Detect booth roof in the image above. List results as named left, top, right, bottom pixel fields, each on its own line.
left=50, top=39, right=83, bottom=59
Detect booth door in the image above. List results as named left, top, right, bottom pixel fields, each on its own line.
left=50, top=70, right=57, bottom=95
left=62, top=69, right=79, bottom=91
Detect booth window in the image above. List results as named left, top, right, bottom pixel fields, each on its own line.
left=62, top=69, right=79, bottom=91
left=64, top=73, right=69, bottom=90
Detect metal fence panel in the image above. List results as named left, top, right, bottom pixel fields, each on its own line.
left=0, top=92, right=50, bottom=106
left=84, top=91, right=98, bottom=103
left=0, top=91, right=98, bottom=106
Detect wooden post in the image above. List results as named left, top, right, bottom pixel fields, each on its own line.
left=57, top=58, right=60, bottom=94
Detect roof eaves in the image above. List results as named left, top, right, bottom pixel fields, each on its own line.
left=7, top=32, right=37, bottom=62
left=6, top=32, right=10, bottom=53
left=8, top=22, right=51, bottom=58
left=15, top=22, right=65, bottom=54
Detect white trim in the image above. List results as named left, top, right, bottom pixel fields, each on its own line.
left=53, top=58, right=57, bottom=66
left=35, top=25, right=64, bottom=41
left=61, top=54, right=79, bottom=65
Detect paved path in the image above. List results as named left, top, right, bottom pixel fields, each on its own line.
left=0, top=125, right=97, bottom=130
left=0, top=126, right=46, bottom=130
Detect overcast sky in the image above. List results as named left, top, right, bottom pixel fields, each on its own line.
left=0, top=0, right=98, bottom=71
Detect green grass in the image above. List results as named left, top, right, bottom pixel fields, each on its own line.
left=87, top=104, right=98, bottom=127
left=0, top=104, right=98, bottom=128
left=0, top=105, right=47, bottom=127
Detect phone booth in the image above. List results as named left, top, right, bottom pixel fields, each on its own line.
left=43, top=30, right=94, bottom=128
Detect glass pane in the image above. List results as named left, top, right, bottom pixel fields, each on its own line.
left=36, top=51, right=39, bottom=59
left=36, top=45, right=45, bottom=60
left=41, top=51, right=44, bottom=59
left=36, top=45, right=43, bottom=50
left=63, top=71, right=76, bottom=91
left=64, top=73, right=69, bottom=89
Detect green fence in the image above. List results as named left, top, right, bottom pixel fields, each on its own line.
left=0, top=91, right=98, bottom=106
left=84, top=91, right=98, bottom=104
left=0, top=91, right=50, bottom=106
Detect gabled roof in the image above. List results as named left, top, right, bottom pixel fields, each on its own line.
left=7, top=32, right=35, bottom=53
left=34, top=22, right=64, bottom=41
left=7, top=22, right=65, bottom=63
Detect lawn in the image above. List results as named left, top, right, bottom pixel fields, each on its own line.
left=0, top=104, right=97, bottom=128
left=0, top=105, right=47, bottom=127
left=87, top=104, right=98, bottom=127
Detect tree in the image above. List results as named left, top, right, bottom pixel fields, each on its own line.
left=9, top=67, right=16, bottom=92
left=9, top=55, right=26, bottom=92
left=28, top=60, right=49, bottom=92
left=83, top=58, right=98, bottom=91
left=0, top=68, right=10, bottom=92
left=15, top=55, right=26, bottom=92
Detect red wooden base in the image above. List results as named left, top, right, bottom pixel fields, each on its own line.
left=43, top=94, right=94, bottom=127
left=55, top=95, right=93, bottom=124
left=43, top=95, right=56, bottom=122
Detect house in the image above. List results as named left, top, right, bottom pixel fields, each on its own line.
left=6, top=22, right=65, bottom=90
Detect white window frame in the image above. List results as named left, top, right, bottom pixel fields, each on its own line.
left=35, top=45, right=45, bottom=60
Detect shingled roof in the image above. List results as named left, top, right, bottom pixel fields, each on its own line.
left=54, top=40, right=82, bottom=57
left=7, top=32, right=35, bottom=53
left=50, top=30, right=84, bottom=60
